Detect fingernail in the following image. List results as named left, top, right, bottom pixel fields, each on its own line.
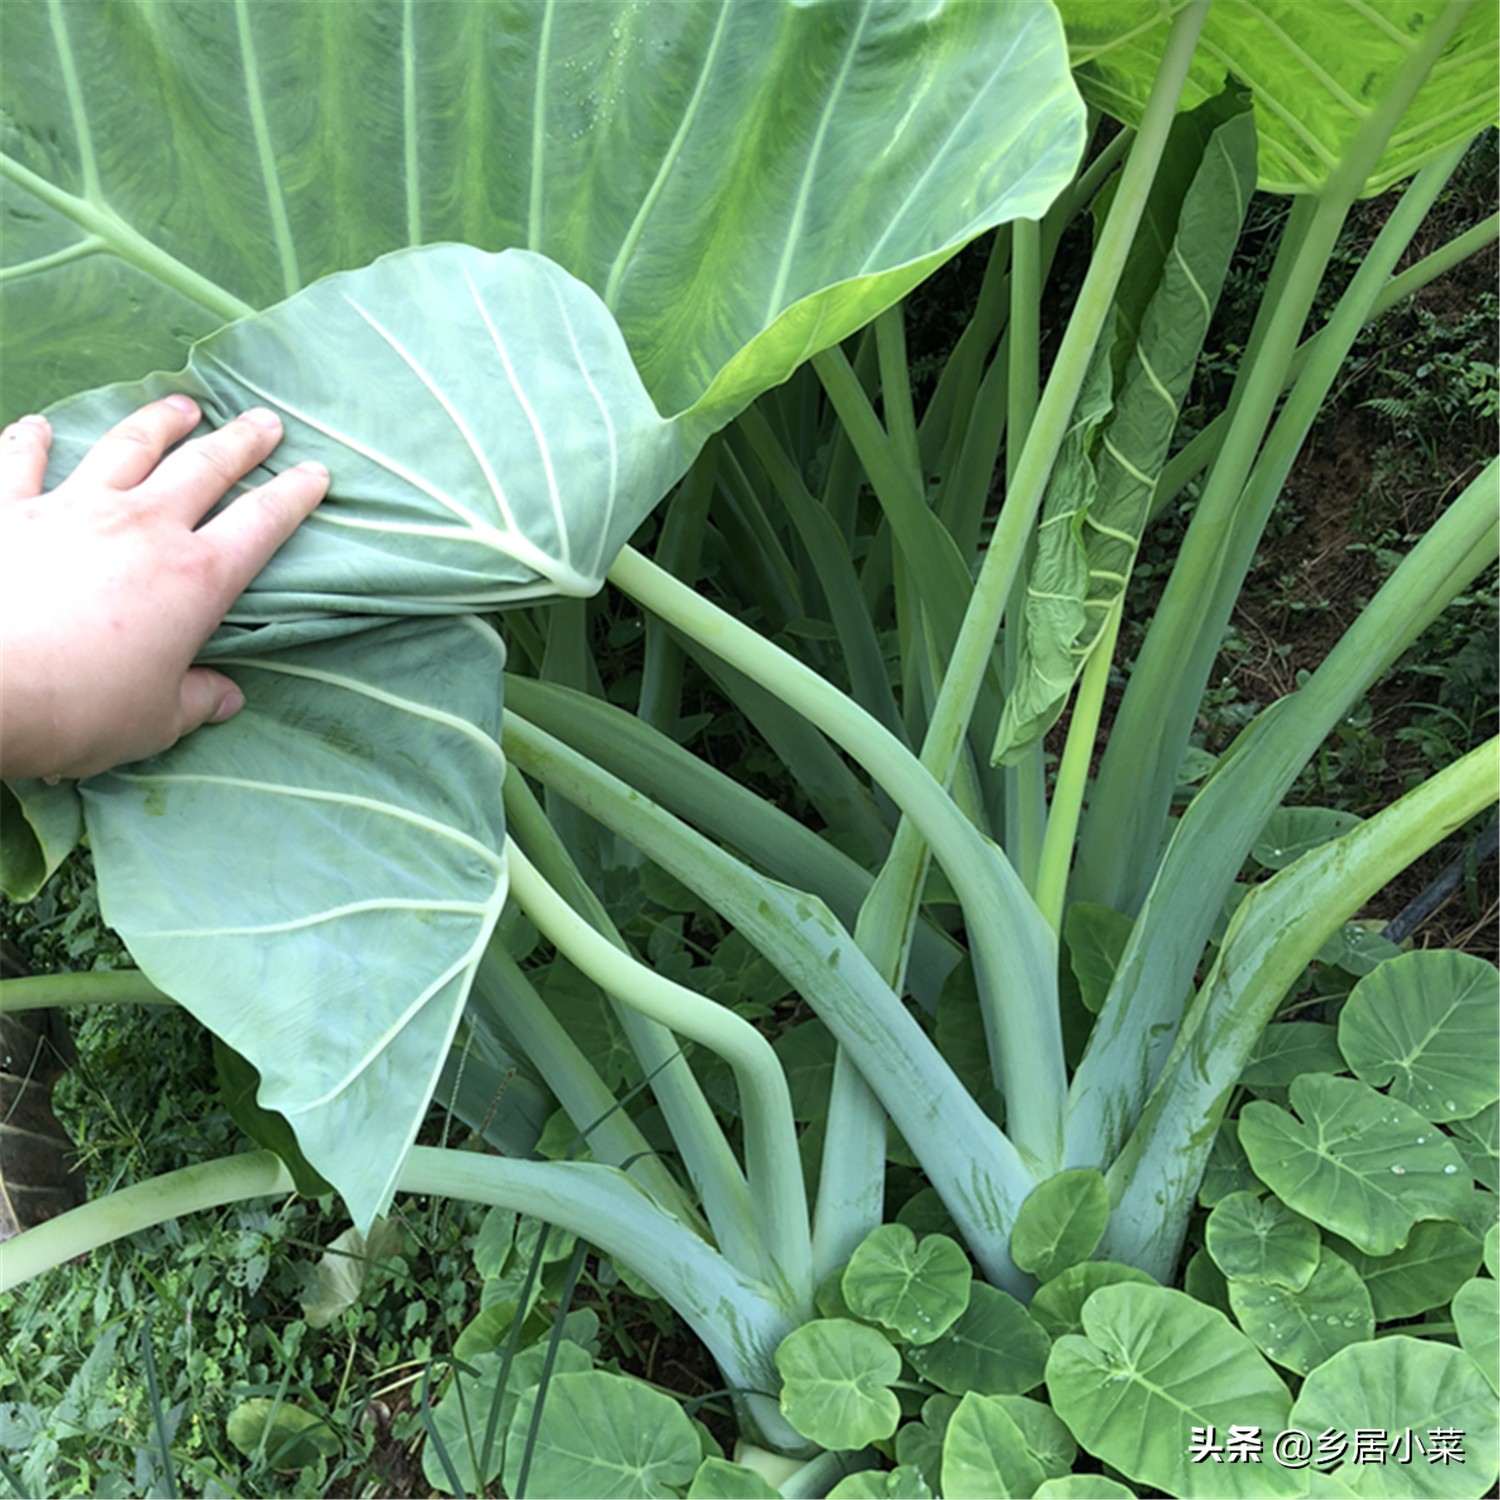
left=17, top=413, right=49, bottom=429
left=210, top=687, right=245, bottom=724
left=164, top=394, right=198, bottom=415
left=295, top=460, right=329, bottom=480
left=243, top=406, right=282, bottom=430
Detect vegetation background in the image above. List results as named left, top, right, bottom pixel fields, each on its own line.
left=1, top=115, right=1494, bottom=1500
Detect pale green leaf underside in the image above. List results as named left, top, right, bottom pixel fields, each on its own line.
left=1, top=0, right=1085, bottom=428
left=1059, top=0, right=1499, bottom=196
left=42, top=247, right=686, bottom=616
left=80, top=617, right=510, bottom=1226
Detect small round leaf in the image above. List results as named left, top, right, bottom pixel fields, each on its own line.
left=1206, top=1190, right=1321, bottom=1289
left=826, top=1467, right=933, bottom=1499
left=1227, top=1248, right=1374, bottom=1374
left=1011, top=1169, right=1110, bottom=1281
left=904, top=1281, right=1051, bottom=1396
left=841, top=1224, right=971, bottom=1345
left=226, top=1399, right=339, bottom=1471
left=1034, top=1478, right=1136, bottom=1498
left=1339, top=951, right=1500, bottom=1122
left=1029, top=1261, right=1157, bottom=1339
left=1253, top=807, right=1363, bottom=869
left=775, top=1320, right=901, bottom=1450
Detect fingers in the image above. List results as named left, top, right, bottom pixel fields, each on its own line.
left=62, top=394, right=203, bottom=491
left=141, top=405, right=295, bottom=524
left=199, top=459, right=331, bottom=598
left=0, top=414, right=53, bottom=502
left=176, top=668, right=247, bottom=742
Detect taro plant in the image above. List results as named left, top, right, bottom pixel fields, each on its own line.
left=2, top=0, right=1498, bottom=1494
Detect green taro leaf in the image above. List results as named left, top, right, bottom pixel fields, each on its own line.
left=1029, top=1261, right=1158, bottom=1339
left=212, top=1035, right=332, bottom=1199
left=1289, top=1337, right=1499, bottom=1499
left=1064, top=903, right=1135, bottom=1016
left=775, top=1320, right=901, bottom=1451
left=1200, top=1120, right=1260, bottom=1208
left=299, top=1218, right=406, bottom=1330
left=1325, top=1220, right=1483, bottom=1322
left=0, top=779, right=82, bottom=902
left=841, top=1224, right=972, bottom=1345
left=826, top=1468, right=933, bottom=1500
left=225, top=1398, right=339, bottom=1471
left=1226, top=1248, right=1374, bottom=1375
left=1239, top=1023, right=1346, bottom=1091
left=1486, top=1222, right=1499, bottom=1278
left=2, top=0, right=1085, bottom=430
left=81, top=617, right=510, bottom=1227
left=940, top=1393, right=1047, bottom=1500
left=1252, top=807, right=1364, bottom=871
left=1046, top=1285, right=1302, bottom=1499
left=43, top=247, right=689, bottom=617
left=904, top=1282, right=1052, bottom=1398
left=1205, top=1190, right=1321, bottom=1290
left=1034, top=1478, right=1136, bottom=1499
left=1451, top=1104, right=1499, bottom=1191
left=503, top=1368, right=699, bottom=1500
left=1238, top=1074, right=1471, bottom=1257
left=1059, top=0, right=1500, bottom=196
left=1452, top=1277, right=1499, bottom=1398
left=1338, top=951, right=1500, bottom=1123
left=1011, top=1168, right=1110, bottom=1281
left=991, top=87, right=1255, bottom=765
left=688, top=1459, right=783, bottom=1500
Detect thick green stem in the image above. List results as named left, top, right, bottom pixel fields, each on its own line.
left=502, top=770, right=754, bottom=1267
left=606, top=545, right=1063, bottom=1174
left=0, top=1147, right=807, bottom=1452
left=503, top=710, right=1037, bottom=1295
left=1035, top=602, right=1122, bottom=933
left=1074, top=12, right=1477, bottom=915
left=0, top=970, right=171, bottom=1010
left=1104, top=738, right=1500, bottom=1278
left=1066, top=461, right=1499, bottom=1166
left=506, top=841, right=813, bottom=1311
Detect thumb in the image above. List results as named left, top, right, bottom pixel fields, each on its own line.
left=178, top=668, right=246, bottom=736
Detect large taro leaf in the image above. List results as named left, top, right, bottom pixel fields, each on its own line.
left=41, top=247, right=689, bottom=616
left=79, top=616, right=510, bottom=1227
left=1, top=0, right=1085, bottom=431
left=1058, top=0, right=1499, bottom=197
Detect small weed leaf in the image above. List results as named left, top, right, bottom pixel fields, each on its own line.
left=841, top=1224, right=972, bottom=1345
left=1226, top=1248, right=1374, bottom=1375
left=940, top=1393, right=1048, bottom=1499
left=1238, top=1074, right=1471, bottom=1256
left=1251, top=807, right=1365, bottom=871
left=1205, top=1190, right=1321, bottom=1290
left=1324, top=1220, right=1483, bottom=1322
left=1453, top=1277, right=1499, bottom=1398
left=905, top=1282, right=1052, bottom=1397
left=775, top=1320, right=901, bottom=1450
left=1290, top=1337, right=1499, bottom=1498
left=1046, top=1285, right=1301, bottom=1499
left=1338, top=951, right=1500, bottom=1123
left=503, top=1369, right=698, bottom=1499
left=1011, top=1168, right=1110, bottom=1281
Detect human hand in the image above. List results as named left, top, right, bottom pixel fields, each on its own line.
left=0, top=396, right=329, bottom=781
